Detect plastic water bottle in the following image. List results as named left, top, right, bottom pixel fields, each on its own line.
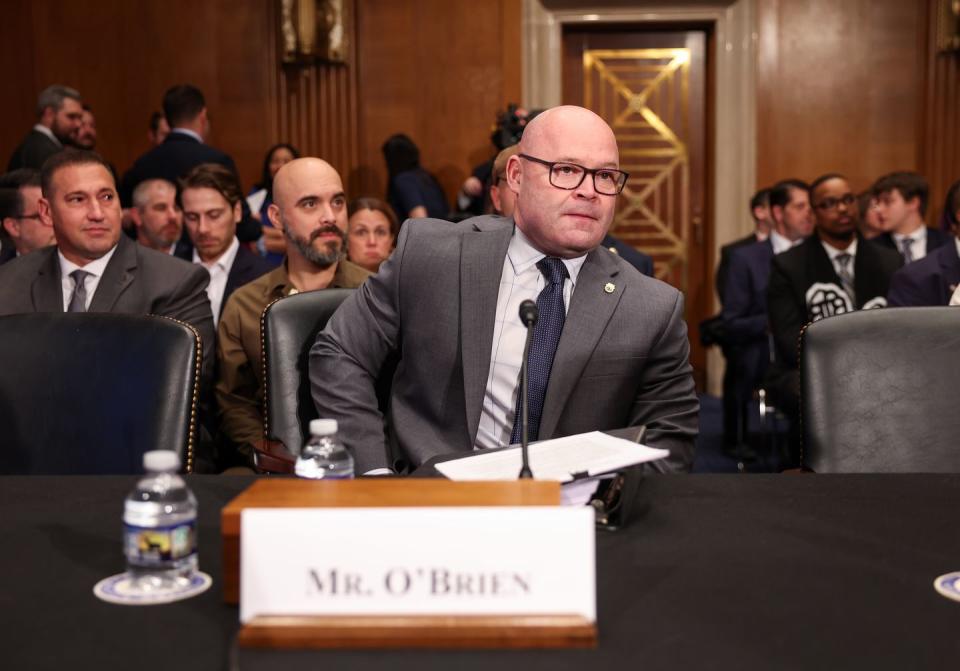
left=295, top=419, right=355, bottom=479
left=123, top=450, right=198, bottom=590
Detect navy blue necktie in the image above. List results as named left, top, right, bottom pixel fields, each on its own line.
left=510, top=257, right=568, bottom=444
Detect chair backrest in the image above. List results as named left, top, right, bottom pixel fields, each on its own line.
left=0, top=313, right=200, bottom=474
left=261, top=289, right=354, bottom=455
left=800, top=307, right=960, bottom=472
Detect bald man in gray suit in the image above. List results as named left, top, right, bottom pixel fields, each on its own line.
left=310, top=107, right=698, bottom=474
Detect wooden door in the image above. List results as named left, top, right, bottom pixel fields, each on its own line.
left=562, top=26, right=710, bottom=388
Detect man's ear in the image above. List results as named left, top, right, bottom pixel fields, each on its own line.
left=232, top=200, right=242, bottom=224
left=266, top=203, right=283, bottom=231
left=128, top=208, right=142, bottom=229
left=37, top=197, right=54, bottom=228
left=505, top=155, right=522, bottom=193
left=2, top=217, right=20, bottom=240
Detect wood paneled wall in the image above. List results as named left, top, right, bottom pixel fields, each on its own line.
left=756, top=0, right=928, bottom=194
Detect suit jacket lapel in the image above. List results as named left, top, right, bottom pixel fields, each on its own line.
left=940, top=241, right=960, bottom=297
left=853, top=238, right=886, bottom=307
left=89, top=237, right=136, bottom=312
left=460, top=219, right=513, bottom=443
left=224, top=246, right=251, bottom=308
left=538, top=248, right=622, bottom=439
left=31, top=248, right=64, bottom=312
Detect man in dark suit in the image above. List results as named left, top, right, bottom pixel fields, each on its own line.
left=310, top=106, right=698, bottom=474
left=1, top=169, right=56, bottom=264
left=7, top=85, right=84, bottom=171
left=767, top=173, right=902, bottom=465
left=118, top=84, right=260, bottom=242
left=0, top=150, right=215, bottom=383
left=720, top=180, right=811, bottom=450
left=887, top=181, right=960, bottom=306
left=872, top=171, right=947, bottom=263
left=176, top=164, right=273, bottom=325
left=716, top=188, right=773, bottom=303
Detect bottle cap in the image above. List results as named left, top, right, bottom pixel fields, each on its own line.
left=309, top=419, right=338, bottom=436
left=143, top=450, right=180, bottom=472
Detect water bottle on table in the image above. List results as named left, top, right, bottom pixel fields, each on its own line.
left=295, top=419, right=355, bottom=479
left=123, top=450, right=197, bottom=592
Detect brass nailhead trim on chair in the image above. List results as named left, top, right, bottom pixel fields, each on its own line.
left=151, top=314, right=202, bottom=474
left=259, top=297, right=286, bottom=442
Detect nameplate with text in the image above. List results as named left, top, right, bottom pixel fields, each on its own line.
left=240, top=506, right=595, bottom=624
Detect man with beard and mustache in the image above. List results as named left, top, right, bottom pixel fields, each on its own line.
left=177, top=163, right=273, bottom=326
left=7, top=85, right=84, bottom=171
left=766, top=173, right=902, bottom=467
left=130, top=178, right=187, bottom=256
left=216, top=157, right=370, bottom=465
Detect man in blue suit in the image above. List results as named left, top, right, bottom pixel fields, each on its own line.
left=887, top=180, right=960, bottom=306
left=720, top=179, right=812, bottom=450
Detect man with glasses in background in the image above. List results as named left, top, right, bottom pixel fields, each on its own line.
left=766, top=173, right=901, bottom=467
left=0, top=169, right=55, bottom=264
left=311, top=105, right=698, bottom=475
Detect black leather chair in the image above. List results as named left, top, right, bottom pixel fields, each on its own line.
left=800, top=307, right=960, bottom=472
left=0, top=313, right=201, bottom=474
left=260, top=289, right=354, bottom=464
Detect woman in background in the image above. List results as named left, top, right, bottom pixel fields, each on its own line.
left=381, top=133, right=449, bottom=223
left=247, top=143, right=300, bottom=266
left=347, top=197, right=398, bottom=273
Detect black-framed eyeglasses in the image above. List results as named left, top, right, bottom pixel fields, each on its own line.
left=814, top=194, right=856, bottom=211
left=518, top=154, right=629, bottom=195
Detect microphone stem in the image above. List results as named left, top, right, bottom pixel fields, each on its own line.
left=519, top=324, right=534, bottom=479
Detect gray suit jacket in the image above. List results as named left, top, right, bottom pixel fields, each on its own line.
left=0, top=235, right=215, bottom=383
left=310, top=216, right=698, bottom=473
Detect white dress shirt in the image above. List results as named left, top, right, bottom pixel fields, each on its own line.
left=33, top=124, right=61, bottom=147
left=474, top=227, right=587, bottom=450
left=769, top=230, right=801, bottom=255
left=821, top=237, right=858, bottom=283
left=892, top=226, right=927, bottom=262
left=58, top=245, right=118, bottom=311
left=193, top=236, right=239, bottom=326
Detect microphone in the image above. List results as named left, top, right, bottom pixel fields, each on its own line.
left=517, top=299, right=538, bottom=479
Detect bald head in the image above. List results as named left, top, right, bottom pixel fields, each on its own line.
left=267, top=157, right=348, bottom=269
left=272, top=157, right=342, bottom=208
left=506, top=105, right=622, bottom=258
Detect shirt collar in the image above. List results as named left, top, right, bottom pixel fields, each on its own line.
left=769, top=230, right=799, bottom=255
left=193, top=236, right=239, bottom=272
left=821, top=236, right=858, bottom=260
left=171, top=127, right=203, bottom=143
left=893, top=226, right=926, bottom=244
left=33, top=124, right=61, bottom=147
left=507, top=225, right=587, bottom=286
left=57, top=243, right=117, bottom=279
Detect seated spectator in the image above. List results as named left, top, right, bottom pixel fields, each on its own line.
left=147, top=111, right=170, bottom=147
left=0, top=169, right=55, bottom=263
left=216, top=157, right=370, bottom=466
left=347, top=197, right=398, bottom=273
left=382, top=133, right=449, bottom=222
left=720, top=179, right=811, bottom=451
left=73, top=105, right=97, bottom=150
left=0, top=149, right=215, bottom=383
left=129, top=178, right=185, bottom=256
left=857, top=191, right=886, bottom=239
left=7, top=85, right=83, bottom=171
left=246, top=143, right=300, bottom=266
left=717, top=187, right=773, bottom=302
left=119, top=84, right=260, bottom=242
left=766, top=173, right=902, bottom=466
left=872, top=171, right=947, bottom=262
left=888, top=179, right=960, bottom=306
left=177, top=164, right=273, bottom=326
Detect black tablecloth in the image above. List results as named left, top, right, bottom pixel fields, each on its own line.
left=2, top=475, right=959, bottom=670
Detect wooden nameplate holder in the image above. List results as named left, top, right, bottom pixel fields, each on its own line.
left=221, top=478, right=597, bottom=649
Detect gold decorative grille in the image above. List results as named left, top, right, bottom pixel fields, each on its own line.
left=583, top=48, right=690, bottom=288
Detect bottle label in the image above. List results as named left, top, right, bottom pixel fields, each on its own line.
left=124, top=520, right=197, bottom=566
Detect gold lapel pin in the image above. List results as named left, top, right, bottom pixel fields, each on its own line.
left=604, top=282, right=615, bottom=294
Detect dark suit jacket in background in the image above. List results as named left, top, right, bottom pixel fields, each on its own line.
left=717, top=232, right=759, bottom=303
left=175, top=242, right=273, bottom=319
left=767, top=233, right=902, bottom=372
left=601, top=234, right=654, bottom=277
left=118, top=132, right=261, bottom=242
left=887, top=238, right=960, bottom=307
left=721, top=239, right=774, bottom=393
left=6, top=129, right=61, bottom=171
left=0, top=235, right=216, bottom=385
left=310, top=216, right=699, bottom=474
left=875, top=227, right=949, bottom=260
